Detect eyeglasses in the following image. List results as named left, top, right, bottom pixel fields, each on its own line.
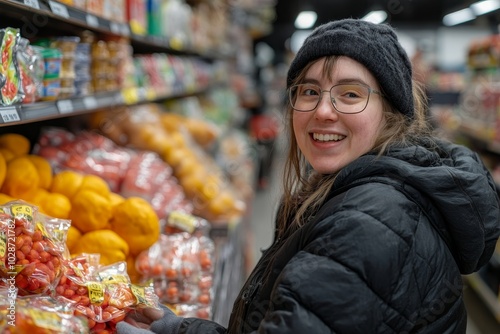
left=288, top=83, right=383, bottom=113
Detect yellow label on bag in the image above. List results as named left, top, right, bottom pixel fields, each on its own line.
left=131, top=285, right=148, bottom=305
left=11, top=204, right=33, bottom=221
left=28, top=309, right=62, bottom=331
left=87, top=282, right=105, bottom=304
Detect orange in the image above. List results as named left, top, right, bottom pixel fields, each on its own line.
left=79, top=174, right=111, bottom=200
left=65, top=225, right=82, bottom=253
left=109, top=192, right=125, bottom=208
left=0, top=193, right=13, bottom=205
left=160, top=112, right=185, bottom=133
left=110, top=197, right=160, bottom=256
left=0, top=133, right=30, bottom=157
left=26, top=155, right=53, bottom=190
left=72, top=229, right=129, bottom=266
left=208, top=190, right=240, bottom=217
left=40, top=192, right=71, bottom=219
left=0, top=151, right=6, bottom=189
left=126, top=255, right=141, bottom=284
left=26, top=188, right=49, bottom=207
left=1, top=156, right=39, bottom=199
left=0, top=148, right=15, bottom=162
left=69, top=189, right=112, bottom=233
left=50, top=170, right=84, bottom=199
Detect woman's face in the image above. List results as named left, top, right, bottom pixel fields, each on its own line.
left=292, top=57, right=385, bottom=174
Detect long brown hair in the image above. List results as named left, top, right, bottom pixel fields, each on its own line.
left=276, top=55, right=432, bottom=239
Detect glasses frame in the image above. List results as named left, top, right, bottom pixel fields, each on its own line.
left=288, top=83, right=383, bottom=114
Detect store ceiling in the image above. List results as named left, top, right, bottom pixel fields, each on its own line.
left=257, top=0, right=500, bottom=57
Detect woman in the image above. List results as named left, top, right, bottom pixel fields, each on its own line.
left=118, top=18, right=500, bottom=334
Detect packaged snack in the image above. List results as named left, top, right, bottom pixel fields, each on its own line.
left=16, top=38, right=44, bottom=104
left=0, top=27, right=22, bottom=106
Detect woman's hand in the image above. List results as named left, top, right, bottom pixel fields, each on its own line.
left=117, top=305, right=184, bottom=334
left=116, top=307, right=165, bottom=333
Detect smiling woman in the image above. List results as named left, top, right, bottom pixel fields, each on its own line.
left=117, top=18, right=500, bottom=334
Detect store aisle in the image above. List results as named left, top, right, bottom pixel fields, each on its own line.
left=247, top=138, right=500, bottom=333
left=248, top=137, right=285, bottom=266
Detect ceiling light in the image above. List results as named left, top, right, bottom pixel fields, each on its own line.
left=470, top=0, right=500, bottom=15
left=294, top=11, right=317, bottom=29
left=361, top=10, right=388, bottom=24
left=443, top=8, right=476, bottom=26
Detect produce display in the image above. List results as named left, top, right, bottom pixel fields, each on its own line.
left=136, top=212, right=214, bottom=319
left=0, top=116, right=252, bottom=334
left=0, top=200, right=162, bottom=334
left=89, top=103, right=246, bottom=224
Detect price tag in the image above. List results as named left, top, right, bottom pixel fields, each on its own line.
left=49, top=1, right=70, bottom=19
left=56, top=99, right=73, bottom=114
left=145, top=88, right=156, bottom=101
left=11, top=204, right=33, bottom=221
left=0, top=107, right=20, bottom=123
left=83, top=96, right=98, bottom=109
left=29, top=309, right=61, bottom=331
left=169, top=37, right=183, bottom=51
left=87, top=282, right=105, bottom=305
left=121, top=88, right=139, bottom=105
left=110, top=22, right=121, bottom=34
left=86, top=14, right=99, bottom=27
left=121, top=24, right=131, bottom=37
left=23, top=0, right=40, bottom=10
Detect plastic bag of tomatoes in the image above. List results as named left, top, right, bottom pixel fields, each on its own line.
left=56, top=255, right=160, bottom=333
left=0, top=201, right=66, bottom=296
left=135, top=229, right=214, bottom=319
left=3, top=295, right=89, bottom=333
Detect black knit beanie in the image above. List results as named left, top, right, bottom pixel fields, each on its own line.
left=287, top=19, right=414, bottom=118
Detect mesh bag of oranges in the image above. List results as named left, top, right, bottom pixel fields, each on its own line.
left=55, top=254, right=160, bottom=333
left=0, top=201, right=67, bottom=296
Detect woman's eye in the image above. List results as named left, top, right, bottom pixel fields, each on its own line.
left=303, top=89, right=319, bottom=96
left=345, top=92, right=359, bottom=98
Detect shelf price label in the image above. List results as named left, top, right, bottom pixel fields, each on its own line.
left=86, top=14, right=99, bottom=27
left=121, top=88, right=139, bottom=105
left=23, top=0, right=40, bottom=10
left=121, top=24, right=131, bottom=37
left=0, top=107, right=21, bottom=123
left=110, top=22, right=121, bottom=34
left=83, top=96, right=98, bottom=110
left=56, top=100, right=73, bottom=114
left=49, top=1, right=70, bottom=19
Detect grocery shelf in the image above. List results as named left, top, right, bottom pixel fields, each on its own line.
left=0, top=0, right=231, bottom=57
left=458, top=122, right=500, bottom=155
left=0, top=85, right=214, bottom=126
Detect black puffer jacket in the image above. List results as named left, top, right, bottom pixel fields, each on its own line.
left=177, top=140, right=500, bottom=333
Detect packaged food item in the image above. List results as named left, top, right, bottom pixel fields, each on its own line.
left=7, top=296, right=89, bottom=333
left=0, top=27, right=22, bottom=106
left=16, top=38, right=44, bottom=104
left=40, top=48, right=62, bottom=79
left=56, top=256, right=160, bottom=333
left=0, top=201, right=66, bottom=296
left=42, top=78, right=61, bottom=100
left=135, top=226, right=214, bottom=319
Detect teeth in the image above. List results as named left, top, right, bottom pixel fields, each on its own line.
left=313, top=133, right=345, bottom=142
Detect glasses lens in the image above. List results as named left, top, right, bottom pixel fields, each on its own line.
left=330, top=84, right=370, bottom=114
left=290, top=84, right=321, bottom=111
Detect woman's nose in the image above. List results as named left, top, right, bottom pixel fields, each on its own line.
left=314, top=92, right=338, bottom=120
